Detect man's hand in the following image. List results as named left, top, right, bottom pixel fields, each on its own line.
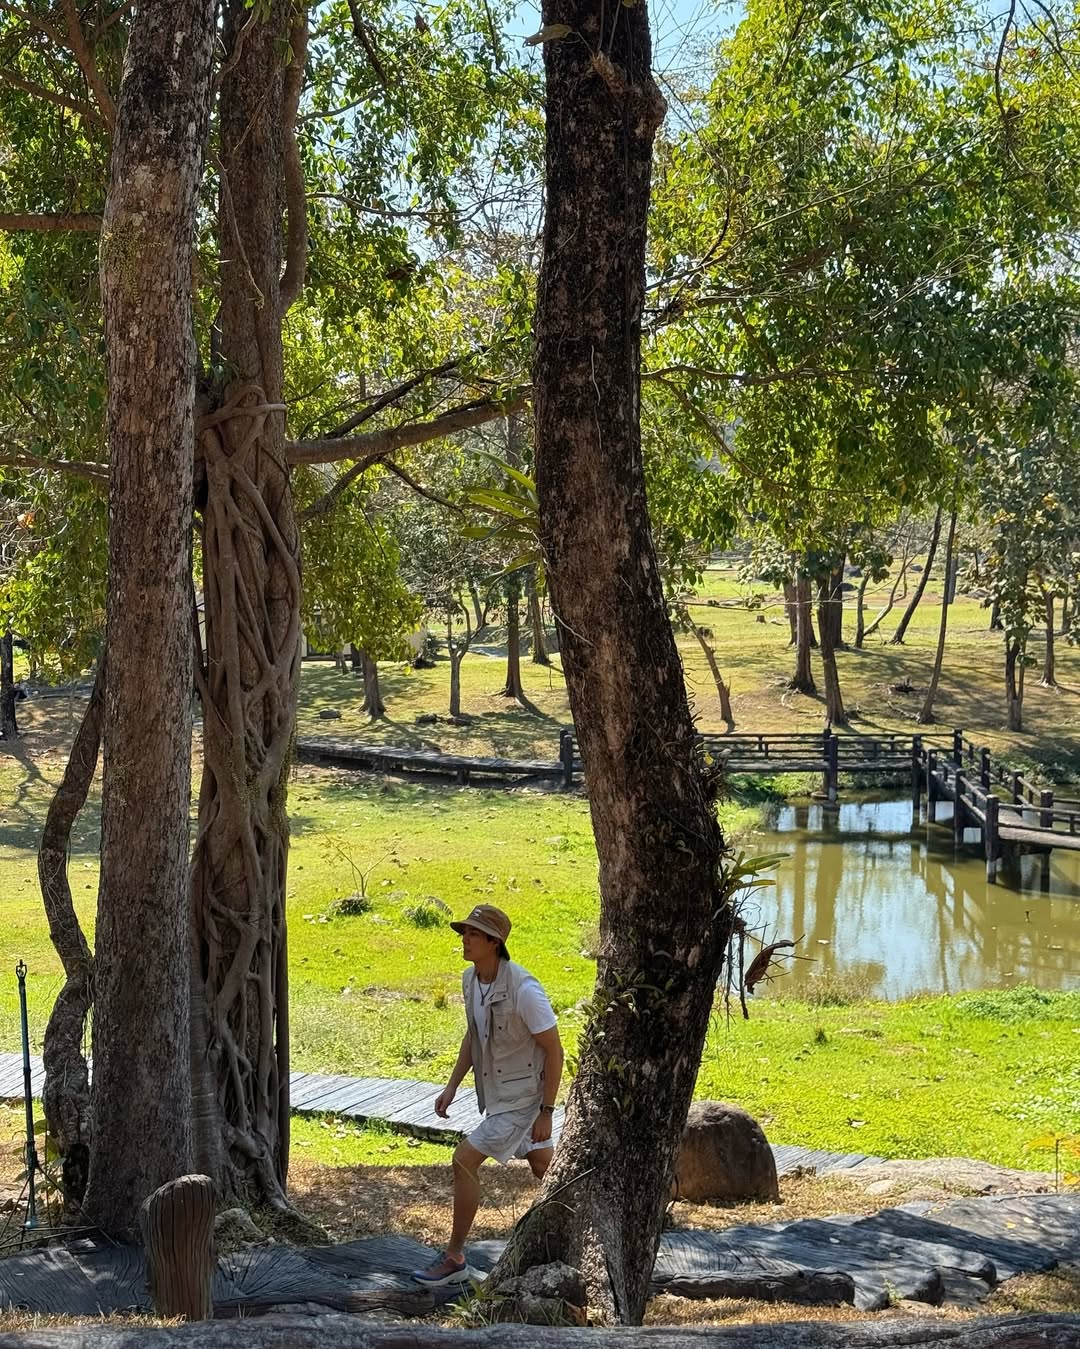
left=434, top=1086, right=456, bottom=1118
left=531, top=1110, right=553, bottom=1144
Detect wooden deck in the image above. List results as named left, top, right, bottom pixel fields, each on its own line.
left=0, top=1053, right=878, bottom=1180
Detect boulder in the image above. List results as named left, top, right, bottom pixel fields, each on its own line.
left=673, top=1101, right=780, bottom=1204
left=318, top=708, right=342, bottom=720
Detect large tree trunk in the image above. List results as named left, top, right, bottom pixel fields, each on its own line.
left=490, top=0, right=728, bottom=1324
left=359, top=649, right=385, bottom=718
left=790, top=575, right=816, bottom=693
left=783, top=581, right=798, bottom=645
left=825, top=563, right=845, bottom=649
left=448, top=652, right=463, bottom=717
left=528, top=574, right=550, bottom=664
left=1005, top=636, right=1025, bottom=731
left=917, top=503, right=958, bottom=724
left=0, top=630, right=17, bottom=741
left=84, top=0, right=215, bottom=1239
left=40, top=659, right=105, bottom=1214
left=190, top=0, right=306, bottom=1212
left=816, top=574, right=846, bottom=727
left=891, top=507, right=942, bottom=644
left=853, top=574, right=870, bottom=649
left=1041, top=591, right=1056, bottom=687
left=501, top=571, right=524, bottom=699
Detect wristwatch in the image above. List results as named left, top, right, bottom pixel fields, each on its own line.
left=538, top=1105, right=555, bottom=1114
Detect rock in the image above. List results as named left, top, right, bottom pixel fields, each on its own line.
left=674, top=1101, right=780, bottom=1203
left=318, top=708, right=342, bottom=720
left=415, top=713, right=439, bottom=725
left=490, top=1261, right=587, bottom=1325
left=847, top=1157, right=1055, bottom=1198
left=839, top=582, right=857, bottom=593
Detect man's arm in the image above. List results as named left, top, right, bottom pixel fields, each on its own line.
left=531, top=1024, right=564, bottom=1142
left=435, top=1033, right=472, bottom=1118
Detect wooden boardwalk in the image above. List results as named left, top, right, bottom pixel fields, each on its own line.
left=0, top=1053, right=878, bottom=1180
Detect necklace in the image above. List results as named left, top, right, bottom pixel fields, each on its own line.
left=478, top=977, right=495, bottom=1006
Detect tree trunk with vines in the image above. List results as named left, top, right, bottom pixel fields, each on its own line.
left=40, top=659, right=105, bottom=1214
left=189, top=0, right=306, bottom=1214
left=84, top=0, right=215, bottom=1239
left=489, top=0, right=729, bottom=1323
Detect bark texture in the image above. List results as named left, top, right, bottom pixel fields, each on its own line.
left=85, top=0, right=216, bottom=1239
left=40, top=660, right=105, bottom=1212
left=0, top=630, right=16, bottom=740
left=491, top=1, right=728, bottom=1324
left=891, top=507, right=942, bottom=644
left=190, top=0, right=305, bottom=1211
left=1005, top=636, right=1025, bottom=731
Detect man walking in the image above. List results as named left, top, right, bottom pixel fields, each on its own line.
left=412, top=903, right=563, bottom=1285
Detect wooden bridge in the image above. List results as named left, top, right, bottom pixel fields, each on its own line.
left=297, top=726, right=1080, bottom=877
left=917, top=730, right=1080, bottom=880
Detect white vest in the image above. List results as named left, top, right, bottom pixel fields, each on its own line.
left=463, top=959, right=546, bottom=1114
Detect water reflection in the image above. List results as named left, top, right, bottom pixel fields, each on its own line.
left=745, top=796, right=1080, bottom=998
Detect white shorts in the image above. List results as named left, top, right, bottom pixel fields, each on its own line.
left=466, top=1103, right=554, bottom=1164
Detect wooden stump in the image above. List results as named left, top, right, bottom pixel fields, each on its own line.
left=140, top=1174, right=215, bottom=1321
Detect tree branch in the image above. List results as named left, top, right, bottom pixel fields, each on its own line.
left=285, top=391, right=529, bottom=465
left=345, top=0, right=391, bottom=90
left=0, top=0, right=64, bottom=43
left=321, top=353, right=474, bottom=439
left=0, top=67, right=104, bottom=122
left=0, top=451, right=108, bottom=483
left=0, top=212, right=102, bottom=232
left=278, top=11, right=309, bottom=317
left=60, top=0, right=116, bottom=127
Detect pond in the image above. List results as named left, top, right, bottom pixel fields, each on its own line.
left=742, top=795, right=1080, bottom=999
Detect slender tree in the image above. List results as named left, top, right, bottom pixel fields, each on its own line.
left=918, top=500, right=959, bottom=724
left=891, top=507, right=943, bottom=644
left=490, top=0, right=729, bottom=1322
left=84, top=0, right=215, bottom=1238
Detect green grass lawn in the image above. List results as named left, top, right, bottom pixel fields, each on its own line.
left=296, top=566, right=1080, bottom=777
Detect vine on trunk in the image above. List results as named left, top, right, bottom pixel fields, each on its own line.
left=191, top=384, right=301, bottom=1210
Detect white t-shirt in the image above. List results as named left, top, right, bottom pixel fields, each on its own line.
left=472, top=969, right=556, bottom=1042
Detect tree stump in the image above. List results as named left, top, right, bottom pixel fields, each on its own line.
left=140, top=1174, right=215, bottom=1321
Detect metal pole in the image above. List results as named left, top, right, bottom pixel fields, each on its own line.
left=15, top=962, right=38, bottom=1231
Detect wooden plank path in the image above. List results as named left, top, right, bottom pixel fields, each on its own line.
left=0, top=1054, right=879, bottom=1181
left=1, top=1193, right=1077, bottom=1318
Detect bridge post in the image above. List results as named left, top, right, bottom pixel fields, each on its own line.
left=825, top=731, right=839, bottom=803
left=559, top=729, right=576, bottom=788
left=952, top=728, right=963, bottom=765
left=985, top=792, right=1000, bottom=882
left=1040, top=789, right=1054, bottom=830
left=911, top=735, right=923, bottom=812
left=1011, top=770, right=1022, bottom=807
left=979, top=747, right=991, bottom=790
left=926, top=749, right=938, bottom=822
left=953, top=772, right=966, bottom=847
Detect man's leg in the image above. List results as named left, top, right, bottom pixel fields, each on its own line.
left=527, top=1144, right=553, bottom=1181
left=448, top=1140, right=488, bottom=1258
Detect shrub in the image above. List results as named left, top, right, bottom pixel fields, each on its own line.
left=328, top=891, right=372, bottom=918
left=403, top=899, right=445, bottom=928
